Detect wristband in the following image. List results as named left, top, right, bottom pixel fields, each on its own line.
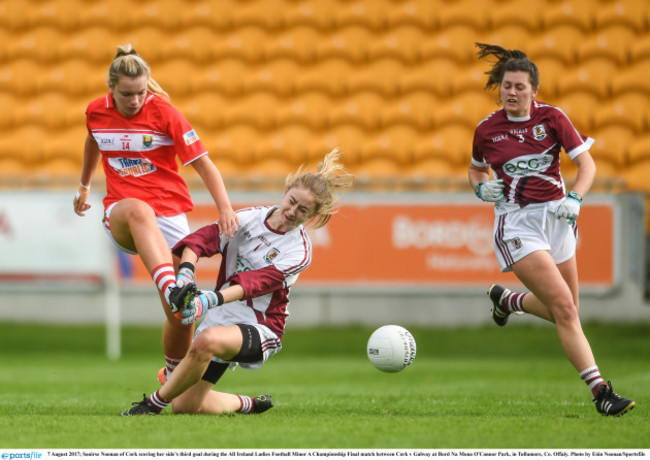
left=216, top=291, right=224, bottom=306
left=474, top=183, right=483, bottom=198
left=568, top=191, right=583, bottom=204
left=179, top=261, right=195, bottom=272
left=79, top=182, right=90, bottom=190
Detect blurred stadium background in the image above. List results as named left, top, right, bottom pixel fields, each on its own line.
left=1, top=0, right=650, bottom=357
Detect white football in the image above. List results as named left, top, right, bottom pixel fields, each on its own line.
left=367, top=325, right=416, bottom=373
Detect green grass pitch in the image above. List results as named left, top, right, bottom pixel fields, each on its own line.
left=0, top=321, right=648, bottom=449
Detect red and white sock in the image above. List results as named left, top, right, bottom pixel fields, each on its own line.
left=147, top=390, right=170, bottom=413
left=165, top=355, right=183, bottom=377
left=152, top=263, right=176, bottom=305
left=501, top=291, right=527, bottom=313
left=580, top=365, right=606, bottom=397
left=237, top=395, right=255, bottom=414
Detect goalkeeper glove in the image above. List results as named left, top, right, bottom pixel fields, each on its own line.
left=180, top=290, right=224, bottom=325
left=474, top=180, right=505, bottom=202
left=556, top=191, right=583, bottom=225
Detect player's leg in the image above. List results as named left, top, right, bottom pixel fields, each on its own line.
left=514, top=256, right=578, bottom=322
left=109, top=199, right=195, bottom=360
left=511, top=250, right=594, bottom=372
left=160, top=325, right=243, bottom=402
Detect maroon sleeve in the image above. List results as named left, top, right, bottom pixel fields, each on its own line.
left=172, top=223, right=222, bottom=259
left=229, top=265, right=286, bottom=299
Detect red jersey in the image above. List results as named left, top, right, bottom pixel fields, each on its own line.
left=472, top=100, right=593, bottom=209
left=86, top=93, right=208, bottom=216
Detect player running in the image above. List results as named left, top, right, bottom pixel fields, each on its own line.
left=73, top=44, right=239, bottom=379
left=121, top=149, right=353, bottom=416
left=468, top=43, right=634, bottom=417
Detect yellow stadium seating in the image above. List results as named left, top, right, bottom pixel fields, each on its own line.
left=592, top=92, right=649, bottom=134
left=413, top=125, right=474, bottom=167
left=438, top=0, right=491, bottom=31
left=527, top=24, right=584, bottom=64
left=629, top=35, right=650, bottom=63
left=628, top=134, right=650, bottom=165
left=576, top=25, right=636, bottom=65
left=610, top=59, right=650, bottom=97
left=400, top=58, right=462, bottom=97
left=434, top=91, right=497, bottom=130
left=488, top=1, right=543, bottom=32
left=367, top=26, right=426, bottom=63
left=379, top=91, right=439, bottom=130
left=553, top=92, right=599, bottom=133
left=594, top=0, right=649, bottom=33
left=2, top=0, right=649, bottom=194
left=265, top=26, right=319, bottom=63
left=332, top=0, right=392, bottom=30
left=385, top=0, right=441, bottom=30
left=346, top=58, right=403, bottom=97
left=275, top=92, right=332, bottom=129
left=590, top=125, right=634, bottom=168
left=0, top=92, right=18, bottom=128
left=555, top=57, right=617, bottom=99
left=283, top=0, right=337, bottom=30
left=420, top=25, right=477, bottom=64
left=315, top=26, right=372, bottom=63
left=358, top=125, right=417, bottom=165
left=329, top=92, right=383, bottom=130
left=539, top=0, right=596, bottom=32
left=480, top=24, right=534, bottom=50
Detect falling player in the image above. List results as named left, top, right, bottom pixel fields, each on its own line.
left=122, top=149, right=353, bottom=415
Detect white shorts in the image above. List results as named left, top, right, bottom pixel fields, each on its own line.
left=494, top=203, right=577, bottom=272
left=195, top=321, right=282, bottom=370
left=102, top=202, right=190, bottom=255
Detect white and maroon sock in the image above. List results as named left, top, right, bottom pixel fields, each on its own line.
left=148, top=390, right=170, bottom=413
left=580, top=365, right=606, bottom=397
left=237, top=395, right=255, bottom=414
left=502, top=291, right=527, bottom=313
left=152, top=263, right=176, bottom=305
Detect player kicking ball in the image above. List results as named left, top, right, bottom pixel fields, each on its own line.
left=121, top=149, right=353, bottom=416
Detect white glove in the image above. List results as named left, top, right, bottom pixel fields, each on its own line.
left=556, top=192, right=582, bottom=224
left=475, top=180, right=504, bottom=202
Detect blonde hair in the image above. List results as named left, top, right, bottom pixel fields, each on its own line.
left=107, top=44, right=170, bottom=101
left=285, top=148, right=354, bottom=229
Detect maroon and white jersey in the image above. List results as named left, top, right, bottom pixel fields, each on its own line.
left=172, top=206, right=313, bottom=339
left=471, top=101, right=593, bottom=214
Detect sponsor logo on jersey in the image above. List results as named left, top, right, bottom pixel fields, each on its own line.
left=142, top=135, right=153, bottom=148
left=502, top=153, right=553, bottom=176
left=533, top=124, right=547, bottom=141
left=108, top=157, right=157, bottom=177
left=183, top=129, right=200, bottom=146
left=264, top=248, right=280, bottom=264
left=492, top=134, right=508, bottom=143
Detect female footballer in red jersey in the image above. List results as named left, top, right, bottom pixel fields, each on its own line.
left=121, top=149, right=353, bottom=416
left=468, top=43, right=634, bottom=417
left=469, top=43, right=634, bottom=416
left=73, top=44, right=240, bottom=376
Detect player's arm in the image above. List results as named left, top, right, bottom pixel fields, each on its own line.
left=556, top=150, right=597, bottom=224
left=469, top=163, right=504, bottom=202
left=73, top=135, right=101, bottom=216
left=191, top=155, right=240, bottom=238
